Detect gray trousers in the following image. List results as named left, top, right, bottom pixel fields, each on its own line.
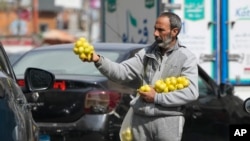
left=132, top=114, right=185, bottom=141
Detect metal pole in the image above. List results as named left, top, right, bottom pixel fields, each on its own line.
left=32, top=0, right=38, bottom=34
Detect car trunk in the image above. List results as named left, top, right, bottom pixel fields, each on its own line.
left=29, top=89, right=90, bottom=123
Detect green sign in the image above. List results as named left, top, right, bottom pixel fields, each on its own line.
left=145, top=0, right=154, bottom=9
left=184, top=0, right=204, bottom=21
left=129, top=11, right=137, bottom=27
left=107, top=0, right=117, bottom=13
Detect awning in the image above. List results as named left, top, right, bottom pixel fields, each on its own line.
left=42, top=30, right=76, bottom=44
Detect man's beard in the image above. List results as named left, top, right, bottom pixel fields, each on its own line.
left=155, top=34, right=173, bottom=49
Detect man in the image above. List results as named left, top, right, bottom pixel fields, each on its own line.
left=82, top=12, right=198, bottom=141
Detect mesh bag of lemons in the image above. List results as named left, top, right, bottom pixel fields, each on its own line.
left=139, top=76, right=190, bottom=93
left=73, top=37, right=94, bottom=61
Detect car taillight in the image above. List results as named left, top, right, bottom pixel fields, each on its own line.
left=17, top=79, right=25, bottom=87
left=53, top=80, right=66, bottom=90
left=84, top=90, right=121, bottom=114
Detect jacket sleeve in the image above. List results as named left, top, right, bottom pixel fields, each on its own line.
left=94, top=48, right=146, bottom=88
left=154, top=52, right=199, bottom=107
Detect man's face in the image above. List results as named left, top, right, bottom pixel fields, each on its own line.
left=154, top=16, right=175, bottom=49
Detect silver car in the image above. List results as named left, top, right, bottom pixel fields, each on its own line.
left=0, top=42, right=54, bottom=141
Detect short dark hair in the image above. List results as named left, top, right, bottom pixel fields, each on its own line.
left=159, top=12, right=182, bottom=34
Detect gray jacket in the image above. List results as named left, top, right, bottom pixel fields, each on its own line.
left=95, top=40, right=199, bottom=116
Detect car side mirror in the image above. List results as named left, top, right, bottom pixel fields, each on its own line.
left=243, top=98, right=250, bottom=114
left=24, top=68, right=55, bottom=92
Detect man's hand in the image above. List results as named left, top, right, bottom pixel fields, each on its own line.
left=81, top=51, right=100, bottom=63
left=138, top=86, right=156, bottom=103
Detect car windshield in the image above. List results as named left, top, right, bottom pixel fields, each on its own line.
left=13, top=49, right=120, bottom=76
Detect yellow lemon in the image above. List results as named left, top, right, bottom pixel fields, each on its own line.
left=122, top=128, right=132, bottom=141
left=168, top=84, right=176, bottom=92
left=159, top=83, right=167, bottom=91
left=78, top=46, right=85, bottom=54
left=139, top=85, right=151, bottom=92
left=87, top=53, right=92, bottom=61
left=82, top=42, right=90, bottom=48
left=144, top=85, right=151, bottom=92
left=84, top=47, right=91, bottom=54
left=124, top=134, right=132, bottom=141
left=165, top=78, right=171, bottom=86
left=79, top=53, right=87, bottom=60
left=139, top=85, right=146, bottom=92
left=75, top=40, right=83, bottom=48
left=177, top=76, right=185, bottom=84
left=154, top=79, right=164, bottom=89
left=170, top=77, right=177, bottom=85
left=182, top=79, right=190, bottom=87
left=176, top=83, right=184, bottom=90
left=163, top=87, right=169, bottom=93
left=73, top=47, right=79, bottom=55
left=79, top=37, right=87, bottom=43
left=89, top=45, right=94, bottom=51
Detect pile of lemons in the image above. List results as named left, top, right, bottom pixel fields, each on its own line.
left=139, top=76, right=190, bottom=93
left=73, top=37, right=94, bottom=61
